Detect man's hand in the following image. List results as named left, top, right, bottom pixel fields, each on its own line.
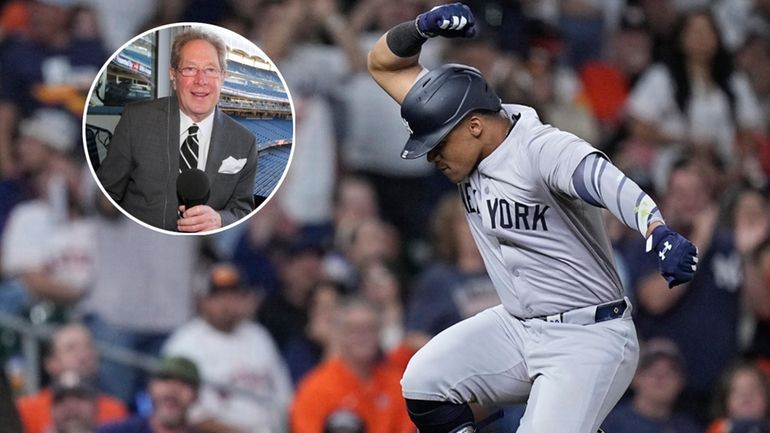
left=416, top=2, right=476, bottom=38
left=646, top=225, right=698, bottom=288
left=177, top=205, right=222, bottom=233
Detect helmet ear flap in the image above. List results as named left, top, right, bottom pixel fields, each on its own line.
left=399, top=64, right=501, bottom=160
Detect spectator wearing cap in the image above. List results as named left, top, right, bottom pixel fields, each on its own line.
left=48, top=371, right=100, bottom=433
left=98, top=356, right=201, bottom=433
left=601, top=338, right=701, bottom=433
left=17, top=324, right=127, bottom=433
left=0, top=108, right=95, bottom=315
left=163, top=263, right=292, bottom=433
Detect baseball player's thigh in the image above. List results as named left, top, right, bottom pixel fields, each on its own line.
left=516, top=317, right=639, bottom=433
left=402, top=305, right=531, bottom=405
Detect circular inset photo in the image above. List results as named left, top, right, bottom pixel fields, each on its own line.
left=84, top=23, right=294, bottom=235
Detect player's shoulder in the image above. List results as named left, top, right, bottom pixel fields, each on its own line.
left=501, top=104, right=548, bottom=139
left=502, top=103, right=540, bottom=123
left=504, top=103, right=538, bottom=116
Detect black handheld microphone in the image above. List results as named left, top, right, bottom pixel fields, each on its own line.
left=177, top=169, right=210, bottom=209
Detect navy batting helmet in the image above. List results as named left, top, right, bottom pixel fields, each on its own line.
left=400, top=64, right=501, bottom=160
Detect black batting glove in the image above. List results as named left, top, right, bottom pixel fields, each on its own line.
left=646, top=225, right=698, bottom=288
left=416, top=3, right=476, bottom=39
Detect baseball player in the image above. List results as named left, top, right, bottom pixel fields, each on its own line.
left=366, top=3, right=699, bottom=433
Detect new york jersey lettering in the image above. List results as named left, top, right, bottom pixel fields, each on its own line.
left=459, top=182, right=479, bottom=214
left=486, top=197, right=549, bottom=231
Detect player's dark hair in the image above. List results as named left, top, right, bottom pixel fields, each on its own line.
left=665, top=9, right=735, bottom=118
left=470, top=108, right=503, bottom=117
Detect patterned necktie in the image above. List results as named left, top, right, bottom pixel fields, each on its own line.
left=179, top=124, right=199, bottom=172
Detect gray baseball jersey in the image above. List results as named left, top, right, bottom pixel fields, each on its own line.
left=401, top=104, right=639, bottom=433
left=459, top=104, right=623, bottom=318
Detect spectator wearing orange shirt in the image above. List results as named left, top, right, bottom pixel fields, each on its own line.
left=291, top=298, right=414, bottom=433
left=16, top=324, right=127, bottom=433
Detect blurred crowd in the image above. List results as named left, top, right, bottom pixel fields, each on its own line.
left=1, top=0, right=770, bottom=433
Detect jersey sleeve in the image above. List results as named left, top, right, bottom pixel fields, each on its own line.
left=572, top=153, right=664, bottom=236
left=531, top=126, right=604, bottom=198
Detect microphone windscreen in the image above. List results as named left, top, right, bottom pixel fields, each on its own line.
left=177, top=169, right=210, bottom=208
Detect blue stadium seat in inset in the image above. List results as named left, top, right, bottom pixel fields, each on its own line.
left=253, top=145, right=292, bottom=199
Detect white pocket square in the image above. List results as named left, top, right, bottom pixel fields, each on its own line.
left=218, top=156, right=247, bottom=174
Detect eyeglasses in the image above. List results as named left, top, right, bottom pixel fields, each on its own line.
left=177, top=66, right=222, bottom=78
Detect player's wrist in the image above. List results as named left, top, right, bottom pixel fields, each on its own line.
left=386, top=20, right=428, bottom=58
left=415, top=13, right=435, bottom=39
left=645, top=220, right=665, bottom=242
left=645, top=224, right=669, bottom=253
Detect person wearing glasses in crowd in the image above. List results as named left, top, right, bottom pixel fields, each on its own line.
left=97, top=27, right=257, bottom=233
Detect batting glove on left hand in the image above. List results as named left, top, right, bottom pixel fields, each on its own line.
left=646, top=225, right=698, bottom=288
left=416, top=2, right=476, bottom=39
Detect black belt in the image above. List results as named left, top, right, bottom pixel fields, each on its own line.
left=532, top=298, right=629, bottom=325
left=593, top=300, right=628, bottom=323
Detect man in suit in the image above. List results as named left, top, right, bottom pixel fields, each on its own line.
left=97, top=28, right=257, bottom=233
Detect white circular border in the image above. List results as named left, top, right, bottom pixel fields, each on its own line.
left=82, top=22, right=297, bottom=237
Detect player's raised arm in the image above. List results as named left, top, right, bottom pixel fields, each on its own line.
left=367, top=2, right=476, bottom=104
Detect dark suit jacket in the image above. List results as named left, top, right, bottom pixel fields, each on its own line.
left=97, top=97, right=257, bottom=231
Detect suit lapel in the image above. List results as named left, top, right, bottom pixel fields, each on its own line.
left=206, top=108, right=228, bottom=178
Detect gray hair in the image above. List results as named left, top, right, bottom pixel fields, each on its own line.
left=170, top=28, right=227, bottom=72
